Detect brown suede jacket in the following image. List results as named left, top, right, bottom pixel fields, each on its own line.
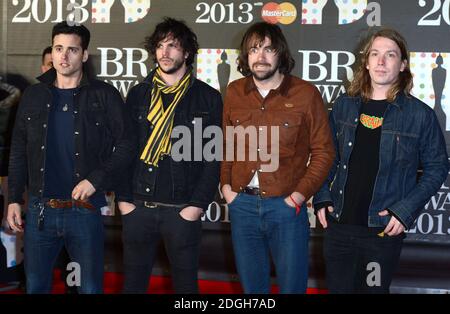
left=220, top=75, right=335, bottom=200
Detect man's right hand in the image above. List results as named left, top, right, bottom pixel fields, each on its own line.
left=221, top=184, right=238, bottom=204
left=118, top=201, right=136, bottom=216
left=7, top=203, right=23, bottom=233
left=317, top=206, right=334, bottom=228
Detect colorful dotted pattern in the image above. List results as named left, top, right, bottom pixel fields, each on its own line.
left=301, top=0, right=367, bottom=25
left=92, top=0, right=151, bottom=24
left=196, top=49, right=243, bottom=91
left=410, top=52, right=449, bottom=118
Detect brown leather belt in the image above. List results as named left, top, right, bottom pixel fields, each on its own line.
left=45, top=199, right=95, bottom=210
left=242, top=187, right=261, bottom=196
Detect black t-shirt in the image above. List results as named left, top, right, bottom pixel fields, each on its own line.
left=339, top=99, right=389, bottom=226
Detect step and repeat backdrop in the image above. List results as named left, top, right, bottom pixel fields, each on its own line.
left=1, top=0, right=450, bottom=282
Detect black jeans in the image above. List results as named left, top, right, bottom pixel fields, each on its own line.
left=323, top=220, right=404, bottom=294
left=121, top=204, right=202, bottom=294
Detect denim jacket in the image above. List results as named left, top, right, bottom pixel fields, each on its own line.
left=313, top=93, right=449, bottom=229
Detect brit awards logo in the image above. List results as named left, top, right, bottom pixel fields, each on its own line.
left=196, top=49, right=243, bottom=98
left=410, top=52, right=450, bottom=150
left=408, top=52, right=450, bottom=240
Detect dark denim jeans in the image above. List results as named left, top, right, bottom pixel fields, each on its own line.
left=229, top=193, right=310, bottom=294
left=24, top=197, right=104, bottom=294
left=121, top=204, right=202, bottom=294
left=323, top=220, right=404, bottom=294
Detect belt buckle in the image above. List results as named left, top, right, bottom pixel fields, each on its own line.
left=144, top=201, right=158, bottom=208
left=48, top=199, right=58, bottom=208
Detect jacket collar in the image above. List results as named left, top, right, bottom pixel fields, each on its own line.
left=354, top=91, right=408, bottom=109
left=36, top=67, right=90, bottom=88
left=244, top=74, right=291, bottom=97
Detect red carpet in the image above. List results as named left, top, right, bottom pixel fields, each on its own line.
left=1, top=270, right=327, bottom=294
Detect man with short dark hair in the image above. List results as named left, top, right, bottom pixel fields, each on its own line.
left=117, top=17, right=222, bottom=294
left=221, top=22, right=334, bottom=294
left=7, top=21, right=133, bottom=294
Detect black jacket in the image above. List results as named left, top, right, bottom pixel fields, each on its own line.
left=8, top=68, right=134, bottom=204
left=116, top=70, right=223, bottom=210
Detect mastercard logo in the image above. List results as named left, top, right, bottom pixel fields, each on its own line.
left=261, top=2, right=297, bottom=25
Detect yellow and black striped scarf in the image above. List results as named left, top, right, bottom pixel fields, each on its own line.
left=140, top=68, right=191, bottom=166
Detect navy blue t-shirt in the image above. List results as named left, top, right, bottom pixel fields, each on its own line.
left=43, top=87, right=76, bottom=199
left=43, top=87, right=106, bottom=209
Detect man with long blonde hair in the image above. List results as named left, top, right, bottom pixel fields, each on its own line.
left=314, top=28, right=449, bottom=293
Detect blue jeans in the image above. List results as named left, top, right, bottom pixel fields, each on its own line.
left=24, top=197, right=104, bottom=294
left=229, top=193, right=310, bottom=294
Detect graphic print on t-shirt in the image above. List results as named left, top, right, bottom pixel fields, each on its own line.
left=360, top=113, right=383, bottom=129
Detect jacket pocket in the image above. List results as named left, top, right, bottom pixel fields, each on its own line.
left=24, top=110, right=42, bottom=142
left=229, top=111, right=252, bottom=127
left=272, top=113, right=303, bottom=157
left=395, top=133, right=418, bottom=167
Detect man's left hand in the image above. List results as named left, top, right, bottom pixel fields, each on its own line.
left=72, top=179, right=96, bottom=201
left=284, top=191, right=305, bottom=208
left=379, top=210, right=405, bottom=236
left=179, top=206, right=203, bottom=221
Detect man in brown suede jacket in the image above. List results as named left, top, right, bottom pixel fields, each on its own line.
left=220, top=22, right=334, bottom=294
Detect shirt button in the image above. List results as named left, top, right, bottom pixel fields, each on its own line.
left=236, top=119, right=240, bottom=123
left=336, top=213, right=340, bottom=218
left=75, top=131, right=79, bottom=135
left=257, top=148, right=261, bottom=152
left=262, top=191, right=266, bottom=195
left=27, top=117, right=31, bottom=121
left=146, top=188, right=150, bottom=192
left=47, top=104, right=50, bottom=108
left=339, top=190, right=343, bottom=194
left=354, top=118, right=358, bottom=122
left=348, top=142, right=352, bottom=146
left=41, top=146, right=45, bottom=150
left=74, top=111, right=78, bottom=114
left=96, top=122, right=100, bottom=126
left=261, top=107, right=265, bottom=111
left=75, top=152, right=80, bottom=156
left=343, top=165, right=347, bottom=169
left=75, top=173, right=80, bottom=178
left=43, top=124, right=47, bottom=128
left=40, top=168, right=44, bottom=172
left=259, top=127, right=263, bottom=131
left=148, top=168, right=153, bottom=172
